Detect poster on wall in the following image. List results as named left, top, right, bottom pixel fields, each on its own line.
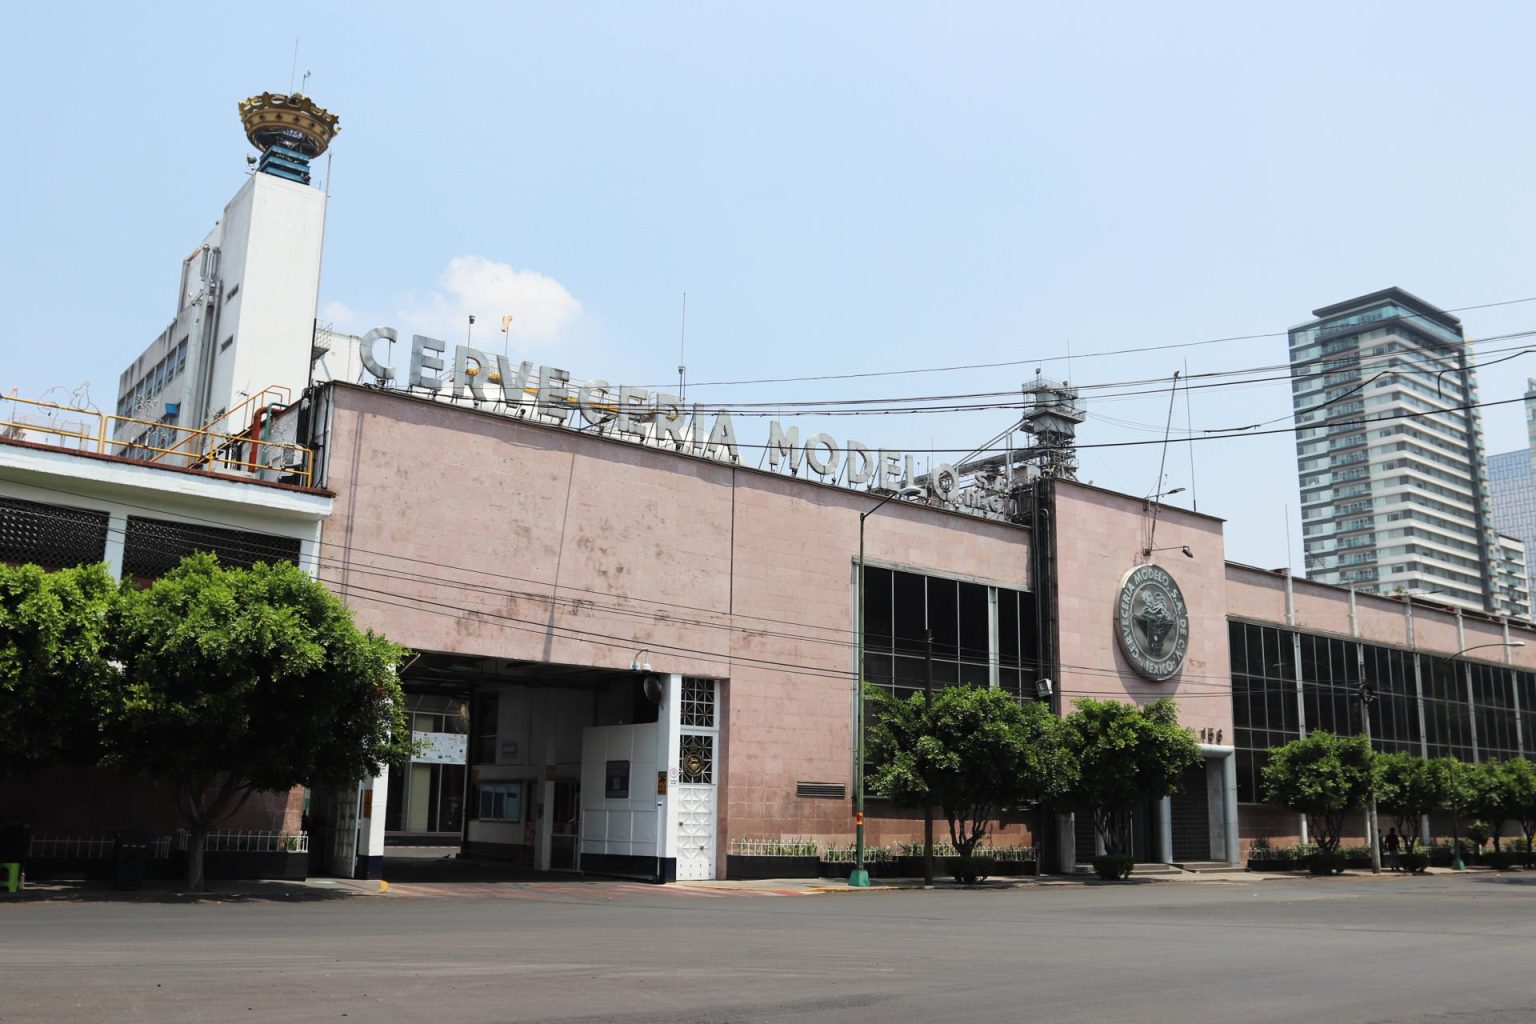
left=605, top=760, right=630, bottom=799
left=412, top=731, right=468, bottom=765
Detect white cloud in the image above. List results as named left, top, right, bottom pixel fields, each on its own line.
left=400, top=256, right=583, bottom=348
left=325, top=256, right=584, bottom=351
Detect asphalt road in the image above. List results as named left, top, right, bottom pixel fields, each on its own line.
left=4, top=873, right=1535, bottom=1024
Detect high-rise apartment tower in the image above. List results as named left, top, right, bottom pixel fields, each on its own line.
left=1288, top=287, right=1528, bottom=618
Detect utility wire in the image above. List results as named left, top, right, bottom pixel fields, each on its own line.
left=7, top=500, right=1531, bottom=707
left=632, top=295, right=1536, bottom=390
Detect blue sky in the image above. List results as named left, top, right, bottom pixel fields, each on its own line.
left=6, top=2, right=1536, bottom=571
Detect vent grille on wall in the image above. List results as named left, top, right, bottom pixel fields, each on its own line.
left=796, top=782, right=846, bottom=799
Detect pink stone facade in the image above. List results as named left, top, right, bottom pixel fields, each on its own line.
left=1223, top=563, right=1536, bottom=673
left=317, top=384, right=1536, bottom=867
left=1053, top=482, right=1232, bottom=740
left=321, top=385, right=1037, bottom=849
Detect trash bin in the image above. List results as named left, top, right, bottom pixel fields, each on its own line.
left=112, top=831, right=155, bottom=890
left=0, top=823, right=28, bottom=893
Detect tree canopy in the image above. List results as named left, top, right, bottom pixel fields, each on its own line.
left=1501, top=758, right=1536, bottom=854
left=1261, top=731, right=1374, bottom=854
left=106, top=554, right=412, bottom=887
left=866, top=684, right=1076, bottom=859
left=1461, top=760, right=1521, bottom=851
left=0, top=562, right=117, bottom=777
left=1060, top=698, right=1202, bottom=856
left=1372, top=752, right=1449, bottom=853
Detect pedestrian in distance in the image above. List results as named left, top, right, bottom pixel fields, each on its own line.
left=1384, top=827, right=1401, bottom=872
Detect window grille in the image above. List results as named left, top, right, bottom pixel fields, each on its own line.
left=681, top=677, right=716, bottom=728
left=679, top=734, right=713, bottom=784
left=0, top=497, right=109, bottom=570
left=121, top=515, right=300, bottom=582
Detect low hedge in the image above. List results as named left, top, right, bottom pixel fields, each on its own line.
left=1305, top=852, right=1347, bottom=876
left=1092, top=854, right=1134, bottom=881
left=1481, top=851, right=1522, bottom=871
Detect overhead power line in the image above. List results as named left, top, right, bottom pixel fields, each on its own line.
left=637, top=295, right=1536, bottom=390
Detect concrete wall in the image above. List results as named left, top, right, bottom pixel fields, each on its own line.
left=216, top=174, right=326, bottom=419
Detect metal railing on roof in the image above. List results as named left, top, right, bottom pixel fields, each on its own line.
left=0, top=392, right=312, bottom=485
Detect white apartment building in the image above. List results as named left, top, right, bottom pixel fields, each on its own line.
left=1289, top=287, right=1528, bottom=618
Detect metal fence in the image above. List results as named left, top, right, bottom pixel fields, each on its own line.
left=28, top=833, right=174, bottom=860
left=188, top=830, right=308, bottom=853
left=27, top=830, right=307, bottom=859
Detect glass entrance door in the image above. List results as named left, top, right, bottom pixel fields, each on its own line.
left=551, top=779, right=580, bottom=870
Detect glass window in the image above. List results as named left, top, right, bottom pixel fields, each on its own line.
left=471, top=691, right=499, bottom=765
left=864, top=567, right=892, bottom=649
left=927, top=576, right=958, bottom=658
left=893, top=571, right=925, bottom=654
left=958, top=582, right=989, bottom=662
left=861, top=567, right=1035, bottom=707
left=475, top=781, right=521, bottom=822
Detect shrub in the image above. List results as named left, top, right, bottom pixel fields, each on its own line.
left=950, top=854, right=994, bottom=885
left=1092, top=854, right=1134, bottom=881
left=1400, top=851, right=1429, bottom=874
left=1305, top=852, right=1347, bottom=875
left=1482, top=850, right=1520, bottom=871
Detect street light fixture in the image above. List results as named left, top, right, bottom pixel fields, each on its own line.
left=1427, top=641, right=1524, bottom=871
left=851, top=487, right=913, bottom=888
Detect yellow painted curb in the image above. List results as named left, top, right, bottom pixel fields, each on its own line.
left=378, top=880, right=389, bottom=893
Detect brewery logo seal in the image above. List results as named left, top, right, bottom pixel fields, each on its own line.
left=1114, top=563, right=1190, bottom=681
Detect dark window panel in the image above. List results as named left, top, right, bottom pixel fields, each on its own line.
left=893, top=570, right=926, bottom=654
left=958, top=581, right=988, bottom=662
left=927, top=576, right=958, bottom=658
left=864, top=566, right=893, bottom=650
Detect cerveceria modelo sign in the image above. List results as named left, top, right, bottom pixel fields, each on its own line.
left=354, top=327, right=1015, bottom=519
left=1114, top=563, right=1190, bottom=681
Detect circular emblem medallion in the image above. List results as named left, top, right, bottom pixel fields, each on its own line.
left=1114, top=563, right=1190, bottom=681
left=684, top=753, right=705, bottom=777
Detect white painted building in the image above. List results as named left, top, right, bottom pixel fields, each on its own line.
left=112, top=94, right=336, bottom=457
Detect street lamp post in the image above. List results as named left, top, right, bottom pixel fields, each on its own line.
left=1427, top=642, right=1524, bottom=871
left=1355, top=682, right=1381, bottom=873
left=852, top=488, right=907, bottom=888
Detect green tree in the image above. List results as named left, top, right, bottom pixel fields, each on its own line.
left=0, top=562, right=118, bottom=777
left=866, top=684, right=1076, bottom=862
left=1461, top=760, right=1516, bottom=852
left=1372, top=752, right=1449, bottom=853
left=1260, top=731, right=1374, bottom=855
left=1060, top=698, right=1202, bottom=857
left=107, top=554, right=412, bottom=889
left=1502, top=758, right=1536, bottom=858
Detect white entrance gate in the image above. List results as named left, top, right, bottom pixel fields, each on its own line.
left=674, top=679, right=719, bottom=881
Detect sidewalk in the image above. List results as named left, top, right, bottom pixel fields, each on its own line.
left=3, top=875, right=386, bottom=903
left=11, top=864, right=1508, bottom=902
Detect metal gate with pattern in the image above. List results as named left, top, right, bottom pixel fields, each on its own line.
left=675, top=678, right=719, bottom=881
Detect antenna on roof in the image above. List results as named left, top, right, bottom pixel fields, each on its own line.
left=678, top=292, right=688, bottom=401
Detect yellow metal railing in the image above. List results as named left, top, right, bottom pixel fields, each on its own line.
left=0, top=392, right=313, bottom=486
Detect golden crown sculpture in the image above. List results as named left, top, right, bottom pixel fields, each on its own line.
left=238, top=92, right=341, bottom=158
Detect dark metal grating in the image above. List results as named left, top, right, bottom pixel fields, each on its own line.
left=1170, top=762, right=1213, bottom=862
left=796, top=782, right=846, bottom=799
left=0, top=497, right=109, bottom=570
left=121, top=515, right=301, bottom=582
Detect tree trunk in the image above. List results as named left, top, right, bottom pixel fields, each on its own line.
left=185, top=829, right=208, bottom=891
